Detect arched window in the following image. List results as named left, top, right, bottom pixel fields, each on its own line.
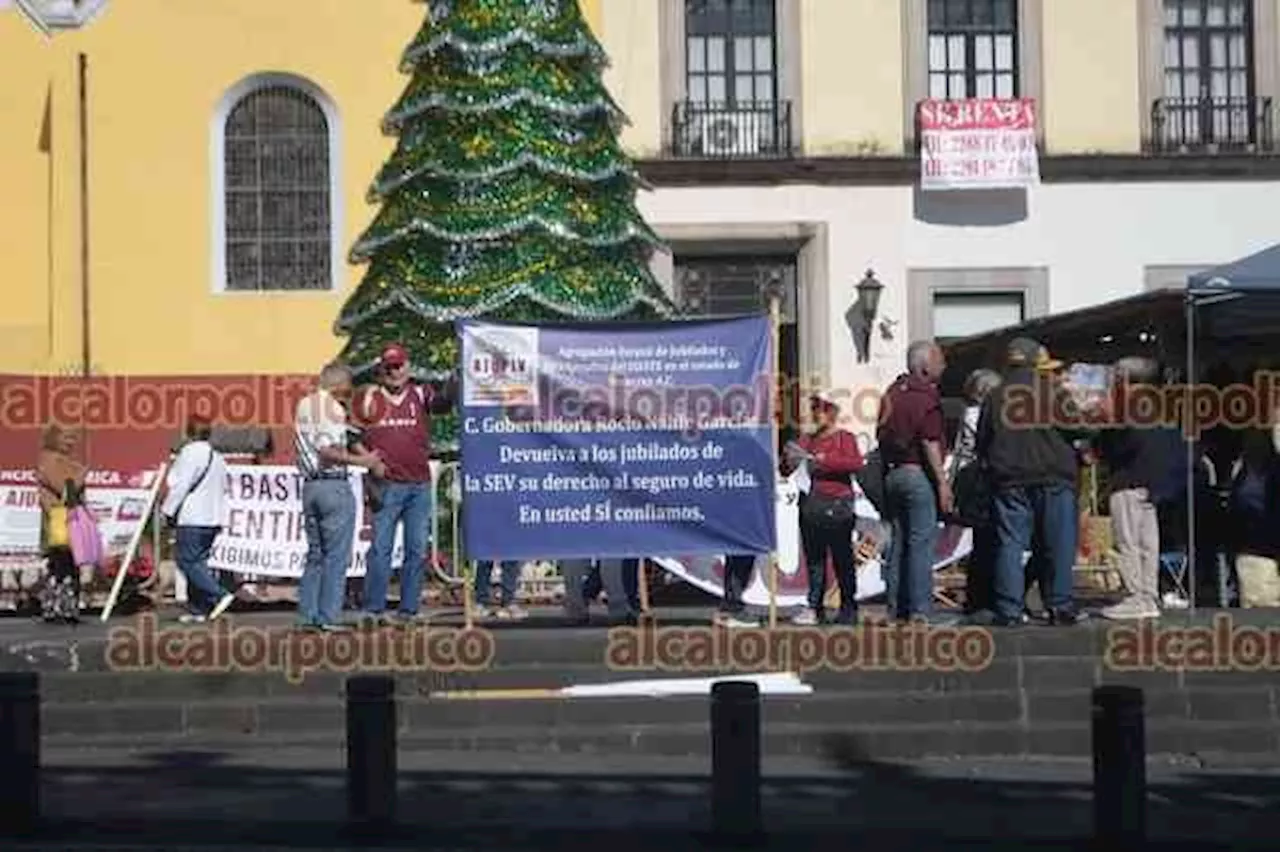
left=212, top=75, right=341, bottom=292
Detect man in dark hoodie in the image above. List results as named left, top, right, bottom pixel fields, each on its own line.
left=975, top=337, right=1082, bottom=626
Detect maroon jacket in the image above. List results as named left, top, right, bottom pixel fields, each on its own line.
left=798, top=428, right=864, bottom=499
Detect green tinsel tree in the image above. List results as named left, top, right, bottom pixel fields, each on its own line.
left=335, top=0, right=677, bottom=453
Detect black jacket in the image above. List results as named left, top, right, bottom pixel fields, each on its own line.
left=976, top=368, right=1078, bottom=489
left=1095, top=426, right=1184, bottom=504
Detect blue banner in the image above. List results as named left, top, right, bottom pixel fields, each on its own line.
left=458, top=318, right=776, bottom=560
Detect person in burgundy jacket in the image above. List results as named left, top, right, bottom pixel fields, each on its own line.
left=353, top=343, right=455, bottom=623
left=782, top=391, right=865, bottom=625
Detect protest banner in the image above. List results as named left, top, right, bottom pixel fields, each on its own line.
left=457, top=318, right=777, bottom=560
left=0, top=465, right=406, bottom=579
left=653, top=473, right=974, bottom=608
left=0, top=468, right=157, bottom=558
left=209, top=465, right=406, bottom=578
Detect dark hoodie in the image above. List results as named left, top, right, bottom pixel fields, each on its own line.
left=975, top=367, right=1077, bottom=489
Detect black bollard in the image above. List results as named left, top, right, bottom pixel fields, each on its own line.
left=0, top=672, right=40, bottom=836
left=346, top=675, right=397, bottom=831
left=1092, top=685, right=1146, bottom=846
left=710, top=680, right=762, bottom=841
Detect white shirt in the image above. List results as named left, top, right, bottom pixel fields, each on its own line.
left=161, top=440, right=229, bottom=528
left=294, top=389, right=350, bottom=478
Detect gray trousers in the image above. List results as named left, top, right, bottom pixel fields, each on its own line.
left=1110, top=487, right=1160, bottom=608
left=561, top=559, right=632, bottom=618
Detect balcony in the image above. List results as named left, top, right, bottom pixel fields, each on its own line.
left=668, top=101, right=795, bottom=160
left=1149, top=96, right=1274, bottom=154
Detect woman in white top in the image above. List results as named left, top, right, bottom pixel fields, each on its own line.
left=951, top=369, right=1002, bottom=615
left=161, top=415, right=234, bottom=623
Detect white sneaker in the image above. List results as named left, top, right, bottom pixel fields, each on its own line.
left=1100, top=598, right=1161, bottom=620
left=1161, top=592, right=1190, bottom=610
left=713, top=612, right=757, bottom=628
left=208, top=593, right=236, bottom=621
left=790, top=608, right=819, bottom=626
left=177, top=613, right=206, bottom=624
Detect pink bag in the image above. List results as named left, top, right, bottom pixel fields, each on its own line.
left=67, top=505, right=105, bottom=568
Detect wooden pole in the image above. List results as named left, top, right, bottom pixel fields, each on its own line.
left=101, top=462, right=168, bottom=621
left=637, top=558, right=651, bottom=615
left=767, top=293, right=781, bottom=630
left=77, top=52, right=91, bottom=463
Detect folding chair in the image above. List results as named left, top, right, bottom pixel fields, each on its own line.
left=1159, top=551, right=1190, bottom=608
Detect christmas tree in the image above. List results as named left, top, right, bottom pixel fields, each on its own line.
left=336, top=0, right=677, bottom=453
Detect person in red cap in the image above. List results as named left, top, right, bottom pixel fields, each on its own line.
left=781, top=389, right=865, bottom=626
left=352, top=343, right=456, bottom=623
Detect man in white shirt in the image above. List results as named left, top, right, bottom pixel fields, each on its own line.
left=161, top=415, right=235, bottom=623
left=293, top=363, right=384, bottom=630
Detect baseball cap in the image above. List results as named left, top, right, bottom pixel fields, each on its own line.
left=379, top=344, right=408, bottom=368
left=809, top=390, right=839, bottom=410
left=1006, top=337, right=1063, bottom=372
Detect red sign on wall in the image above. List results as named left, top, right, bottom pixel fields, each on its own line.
left=918, top=98, right=1040, bottom=190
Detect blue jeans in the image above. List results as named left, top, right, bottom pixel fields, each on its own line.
left=298, top=478, right=357, bottom=626
left=992, top=483, right=1077, bottom=620
left=364, top=481, right=431, bottom=616
left=882, top=466, right=939, bottom=620
left=476, top=560, right=520, bottom=607
left=175, top=526, right=228, bottom=616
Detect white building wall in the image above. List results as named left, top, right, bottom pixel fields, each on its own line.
left=640, top=180, right=1280, bottom=447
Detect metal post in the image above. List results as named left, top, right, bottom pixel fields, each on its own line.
left=346, top=675, right=397, bottom=830
left=710, top=680, right=762, bottom=841
left=0, top=673, right=40, bottom=835
left=1092, top=685, right=1146, bottom=845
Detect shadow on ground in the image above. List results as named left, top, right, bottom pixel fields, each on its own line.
left=15, top=734, right=1280, bottom=850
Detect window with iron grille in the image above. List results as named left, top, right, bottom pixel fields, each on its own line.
left=686, top=0, right=777, bottom=107
left=1162, top=0, right=1256, bottom=145
left=676, top=256, right=800, bottom=429
left=927, top=0, right=1019, bottom=100
left=223, top=85, right=332, bottom=291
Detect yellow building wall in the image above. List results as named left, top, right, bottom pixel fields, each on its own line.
left=597, top=0, right=662, bottom=157
left=0, top=0, right=607, bottom=379
left=801, top=0, right=904, bottom=156
left=0, top=13, right=57, bottom=374
left=1041, top=0, right=1141, bottom=153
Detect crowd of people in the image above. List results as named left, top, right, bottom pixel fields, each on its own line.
left=29, top=332, right=1280, bottom=629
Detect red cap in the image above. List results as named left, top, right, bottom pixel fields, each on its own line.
left=380, top=344, right=408, bottom=368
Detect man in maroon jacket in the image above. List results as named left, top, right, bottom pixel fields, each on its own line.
left=353, top=343, right=454, bottom=623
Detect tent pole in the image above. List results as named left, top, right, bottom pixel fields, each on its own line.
left=1184, top=294, right=1196, bottom=613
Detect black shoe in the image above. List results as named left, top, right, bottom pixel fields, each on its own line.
left=1047, top=607, right=1084, bottom=626
left=972, top=610, right=1023, bottom=627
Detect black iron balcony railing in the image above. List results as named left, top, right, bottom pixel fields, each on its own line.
left=669, top=101, right=795, bottom=159
left=1149, top=96, right=1274, bottom=153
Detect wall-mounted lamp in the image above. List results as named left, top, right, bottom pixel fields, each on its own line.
left=852, top=269, right=884, bottom=363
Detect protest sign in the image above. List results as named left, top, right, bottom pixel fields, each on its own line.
left=458, top=318, right=776, bottom=560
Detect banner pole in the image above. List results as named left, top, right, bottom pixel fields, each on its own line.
left=768, top=294, right=782, bottom=631
left=100, top=461, right=168, bottom=622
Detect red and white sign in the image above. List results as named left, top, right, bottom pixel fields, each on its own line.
left=918, top=98, right=1040, bottom=190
